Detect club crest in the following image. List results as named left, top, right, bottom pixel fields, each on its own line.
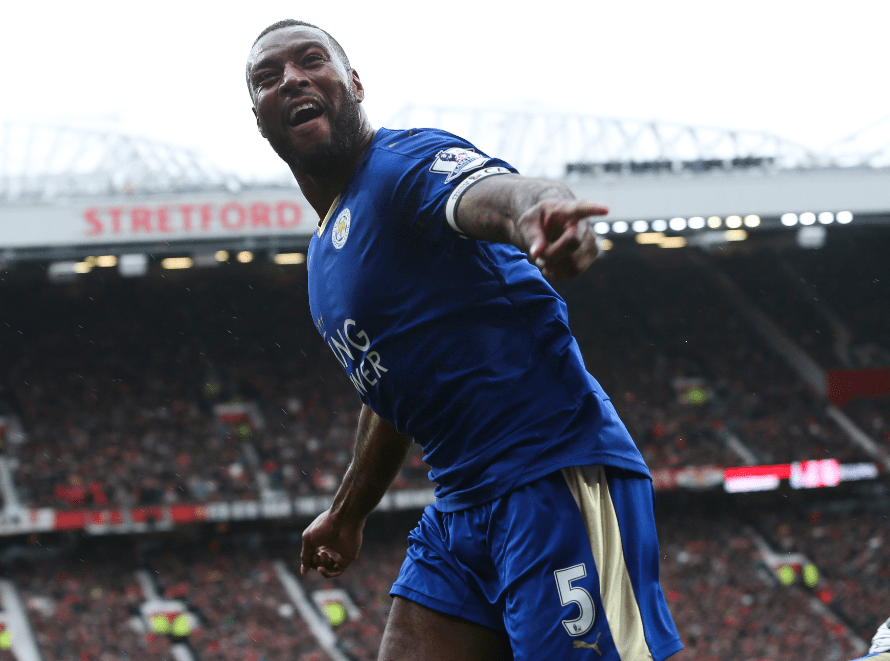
left=332, top=208, right=351, bottom=250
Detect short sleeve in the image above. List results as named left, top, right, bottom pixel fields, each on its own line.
left=380, top=130, right=517, bottom=245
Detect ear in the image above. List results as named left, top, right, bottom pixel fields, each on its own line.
left=351, top=69, right=365, bottom=104
left=252, top=107, right=266, bottom=138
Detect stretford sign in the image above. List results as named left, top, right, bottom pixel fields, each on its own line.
left=0, top=189, right=316, bottom=248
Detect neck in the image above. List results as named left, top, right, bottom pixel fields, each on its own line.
left=292, top=118, right=377, bottom=219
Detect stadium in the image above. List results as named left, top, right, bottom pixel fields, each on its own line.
left=0, top=108, right=888, bottom=661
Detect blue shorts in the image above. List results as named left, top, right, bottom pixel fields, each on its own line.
left=391, top=465, right=683, bottom=661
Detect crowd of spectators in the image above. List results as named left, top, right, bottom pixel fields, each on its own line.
left=783, top=238, right=890, bottom=453
left=719, top=252, right=842, bottom=369
left=5, top=502, right=887, bottom=660
left=149, top=545, right=321, bottom=661
left=784, top=237, right=889, bottom=368
left=0, top=242, right=883, bottom=511
left=297, top=514, right=411, bottom=660
left=753, top=506, right=889, bottom=643
left=14, top=550, right=172, bottom=661
left=657, top=507, right=866, bottom=660
left=845, top=399, right=890, bottom=454
left=558, top=252, right=871, bottom=465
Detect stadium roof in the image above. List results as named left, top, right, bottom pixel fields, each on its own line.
left=0, top=121, right=243, bottom=203
left=1, top=110, right=888, bottom=204
left=389, top=106, right=825, bottom=177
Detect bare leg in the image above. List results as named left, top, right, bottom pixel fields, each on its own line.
left=378, top=596, right=514, bottom=661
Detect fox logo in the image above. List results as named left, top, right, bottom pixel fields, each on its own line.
left=573, top=632, right=603, bottom=655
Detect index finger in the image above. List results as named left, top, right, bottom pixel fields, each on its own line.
left=548, top=200, right=609, bottom=222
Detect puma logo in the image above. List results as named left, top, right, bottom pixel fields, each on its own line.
left=573, top=632, right=603, bottom=655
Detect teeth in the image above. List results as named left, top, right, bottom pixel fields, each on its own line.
left=289, top=101, right=320, bottom=125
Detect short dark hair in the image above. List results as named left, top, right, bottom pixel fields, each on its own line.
left=252, top=19, right=351, bottom=69
left=247, top=20, right=352, bottom=101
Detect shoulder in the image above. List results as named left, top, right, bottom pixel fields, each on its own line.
left=365, top=128, right=494, bottom=194
left=371, top=127, right=482, bottom=165
left=375, top=127, right=478, bottom=155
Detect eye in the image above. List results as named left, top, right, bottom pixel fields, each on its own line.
left=254, top=71, right=277, bottom=87
left=303, top=53, right=324, bottom=66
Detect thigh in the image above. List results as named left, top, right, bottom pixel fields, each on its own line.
left=389, top=504, right=506, bottom=632
left=491, top=466, right=682, bottom=661
left=379, top=596, right=513, bottom=661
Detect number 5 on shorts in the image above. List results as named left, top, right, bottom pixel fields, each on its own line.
left=554, top=563, right=595, bottom=636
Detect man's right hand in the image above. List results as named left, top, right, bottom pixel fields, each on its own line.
left=516, top=198, right=607, bottom=280
left=300, top=508, right=364, bottom=578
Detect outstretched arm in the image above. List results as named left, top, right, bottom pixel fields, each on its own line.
left=301, top=404, right=412, bottom=578
left=454, top=174, right=608, bottom=280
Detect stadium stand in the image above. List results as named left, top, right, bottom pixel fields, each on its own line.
left=557, top=253, right=872, bottom=465
left=720, top=251, right=842, bottom=369
left=0, top=229, right=887, bottom=660
left=657, top=505, right=867, bottom=661
left=150, top=546, right=321, bottom=660
left=753, top=506, right=890, bottom=644
left=0, top=244, right=884, bottom=514
left=15, top=551, right=173, bottom=661
left=784, top=238, right=890, bottom=368
left=2, top=501, right=885, bottom=660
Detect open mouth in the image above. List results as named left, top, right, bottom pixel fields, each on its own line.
left=287, top=101, right=325, bottom=128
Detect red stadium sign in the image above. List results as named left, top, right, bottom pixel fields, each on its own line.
left=0, top=188, right=316, bottom=248
left=83, top=200, right=303, bottom=238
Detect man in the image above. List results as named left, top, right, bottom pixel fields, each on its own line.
left=246, top=20, right=682, bottom=661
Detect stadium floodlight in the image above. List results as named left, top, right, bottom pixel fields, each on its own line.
left=781, top=213, right=798, bottom=226
left=74, top=262, right=92, bottom=274
left=707, top=216, right=722, bottom=228
left=669, top=217, right=687, bottom=231
left=688, top=217, right=705, bottom=229
left=725, top=229, right=747, bottom=241
left=161, top=257, right=193, bottom=270
left=612, top=221, right=629, bottom=233
left=744, top=215, right=761, bottom=228
left=818, top=211, right=834, bottom=224
left=725, top=215, right=743, bottom=229
left=593, top=221, right=610, bottom=234
left=237, top=251, right=254, bottom=263
left=215, top=250, right=229, bottom=262
left=599, top=238, right=614, bottom=251
left=836, top=210, right=853, bottom=224
left=799, top=212, right=816, bottom=225
left=96, top=255, right=117, bottom=267
left=651, top=219, right=668, bottom=232
left=274, top=253, right=306, bottom=265
left=632, top=220, right=649, bottom=233
left=659, top=236, right=686, bottom=249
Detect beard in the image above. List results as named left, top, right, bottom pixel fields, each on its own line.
left=266, top=91, right=363, bottom=178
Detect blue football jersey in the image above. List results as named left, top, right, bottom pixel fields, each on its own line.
left=307, top=127, right=649, bottom=511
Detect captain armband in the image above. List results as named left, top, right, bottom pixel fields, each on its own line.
left=444, top=166, right=512, bottom=234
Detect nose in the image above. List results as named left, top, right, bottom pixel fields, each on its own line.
left=279, top=61, right=310, bottom=93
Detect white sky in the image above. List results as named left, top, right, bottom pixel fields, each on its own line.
left=2, top=0, right=888, bottom=181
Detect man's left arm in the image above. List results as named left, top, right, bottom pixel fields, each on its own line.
left=452, top=173, right=608, bottom=280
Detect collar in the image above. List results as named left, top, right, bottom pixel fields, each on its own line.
left=316, top=194, right=342, bottom=238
